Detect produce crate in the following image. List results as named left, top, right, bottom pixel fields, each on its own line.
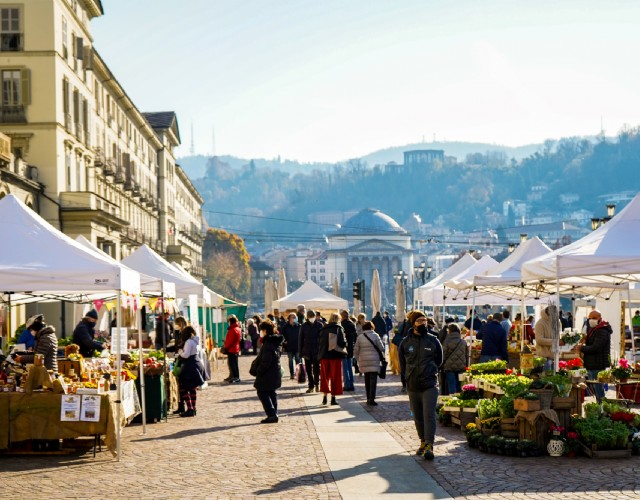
left=579, top=442, right=632, bottom=459
left=551, top=396, right=574, bottom=410
left=529, top=389, right=553, bottom=409
left=514, top=399, right=540, bottom=411
left=451, top=412, right=476, bottom=430
left=500, top=417, right=518, bottom=438
left=616, top=382, right=640, bottom=403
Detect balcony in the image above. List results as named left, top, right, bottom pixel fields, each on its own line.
left=0, top=33, right=23, bottom=52
left=113, top=168, right=125, bottom=184
left=0, top=105, right=26, bottom=123
left=123, top=179, right=134, bottom=191
left=132, top=182, right=141, bottom=196
left=93, top=147, right=105, bottom=166
left=60, top=191, right=127, bottom=230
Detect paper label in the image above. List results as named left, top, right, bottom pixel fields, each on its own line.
left=80, top=395, right=101, bottom=422
left=60, top=394, right=81, bottom=421
left=110, top=327, right=128, bottom=354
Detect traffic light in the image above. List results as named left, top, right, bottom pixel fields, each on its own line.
left=353, top=281, right=361, bottom=300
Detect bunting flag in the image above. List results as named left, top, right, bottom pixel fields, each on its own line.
left=105, top=301, right=114, bottom=311
left=93, top=299, right=105, bottom=311
left=148, top=297, right=158, bottom=311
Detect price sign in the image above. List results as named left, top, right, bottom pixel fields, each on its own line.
left=110, top=327, right=128, bottom=354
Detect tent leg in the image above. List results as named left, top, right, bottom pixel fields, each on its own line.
left=137, top=307, right=147, bottom=434
left=116, top=293, right=122, bottom=462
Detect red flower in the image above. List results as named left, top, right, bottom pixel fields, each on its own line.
left=567, top=432, right=578, bottom=440
left=505, top=369, right=513, bottom=375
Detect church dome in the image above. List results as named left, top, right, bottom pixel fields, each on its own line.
left=335, top=208, right=406, bottom=236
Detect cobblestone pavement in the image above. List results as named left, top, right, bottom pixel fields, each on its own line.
left=2, top=356, right=640, bottom=499
left=364, top=370, right=640, bottom=500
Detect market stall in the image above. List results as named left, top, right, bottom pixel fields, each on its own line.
left=272, top=280, right=348, bottom=312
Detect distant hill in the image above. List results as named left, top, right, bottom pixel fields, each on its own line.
left=177, top=140, right=547, bottom=179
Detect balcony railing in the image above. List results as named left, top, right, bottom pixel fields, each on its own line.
left=60, top=191, right=121, bottom=219
left=0, top=33, right=23, bottom=52
left=0, top=105, right=26, bottom=123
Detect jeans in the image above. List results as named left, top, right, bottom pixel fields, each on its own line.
left=342, top=358, right=354, bottom=390
left=287, top=352, right=300, bottom=377
left=587, top=369, right=606, bottom=402
left=305, top=357, right=320, bottom=389
left=364, top=372, right=378, bottom=402
left=228, top=353, right=239, bottom=380
left=257, top=389, right=278, bottom=417
left=445, top=371, right=461, bottom=394
left=408, top=387, right=439, bottom=445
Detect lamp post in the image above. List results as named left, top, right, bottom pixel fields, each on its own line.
left=591, top=203, right=616, bottom=231
left=508, top=243, right=516, bottom=254
left=520, top=233, right=528, bottom=243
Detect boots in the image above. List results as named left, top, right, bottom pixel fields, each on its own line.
left=322, top=394, right=327, bottom=405
left=330, top=396, right=338, bottom=406
left=173, top=402, right=185, bottom=415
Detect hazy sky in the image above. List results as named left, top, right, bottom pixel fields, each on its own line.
left=92, top=0, right=640, bottom=162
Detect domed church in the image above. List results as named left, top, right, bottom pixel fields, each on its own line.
left=326, top=208, right=414, bottom=295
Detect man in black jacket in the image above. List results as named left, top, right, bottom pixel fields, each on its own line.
left=340, top=310, right=356, bottom=391
left=281, top=313, right=301, bottom=379
left=298, top=310, right=322, bottom=393
left=577, top=309, right=612, bottom=402
left=399, top=311, right=443, bottom=461
left=372, top=311, right=387, bottom=343
left=72, top=309, right=105, bottom=357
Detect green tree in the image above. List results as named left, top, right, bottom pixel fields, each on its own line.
left=203, top=229, right=250, bottom=301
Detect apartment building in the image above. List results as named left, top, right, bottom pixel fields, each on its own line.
left=0, top=0, right=203, bottom=269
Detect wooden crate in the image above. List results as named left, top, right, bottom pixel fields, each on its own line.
left=451, top=411, right=476, bottom=430
left=500, top=417, right=518, bottom=438
left=551, top=396, right=575, bottom=410
left=514, top=399, right=541, bottom=412
left=579, top=442, right=632, bottom=459
left=518, top=418, right=549, bottom=452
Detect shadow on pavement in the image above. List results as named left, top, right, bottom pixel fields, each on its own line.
left=131, top=424, right=257, bottom=442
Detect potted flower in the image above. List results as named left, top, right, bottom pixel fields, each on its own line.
left=564, top=431, right=581, bottom=457
left=597, top=368, right=612, bottom=383
left=560, top=329, right=582, bottom=346
left=611, top=358, right=633, bottom=382
left=514, top=392, right=541, bottom=412
left=460, top=383, right=481, bottom=400
left=547, top=425, right=566, bottom=457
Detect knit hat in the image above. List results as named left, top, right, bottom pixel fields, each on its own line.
left=85, top=309, right=99, bottom=320
left=407, top=310, right=426, bottom=326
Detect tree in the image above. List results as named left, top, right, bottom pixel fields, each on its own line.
left=203, top=229, right=250, bottom=301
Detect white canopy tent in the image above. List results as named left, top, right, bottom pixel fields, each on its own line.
left=0, top=194, right=141, bottom=461
left=273, top=280, right=348, bottom=310
left=522, top=194, right=640, bottom=364
left=415, top=253, right=477, bottom=307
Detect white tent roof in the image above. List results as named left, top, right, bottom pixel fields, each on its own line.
left=273, top=280, right=348, bottom=310
left=0, top=194, right=140, bottom=298
left=122, top=244, right=203, bottom=299
left=522, top=193, right=640, bottom=286
left=445, top=255, right=499, bottom=290
left=415, top=253, right=477, bottom=305
left=75, top=235, right=175, bottom=298
left=170, top=262, right=221, bottom=306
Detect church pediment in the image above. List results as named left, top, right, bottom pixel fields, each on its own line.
left=344, top=239, right=408, bottom=253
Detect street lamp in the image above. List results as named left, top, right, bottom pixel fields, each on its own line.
left=520, top=233, right=527, bottom=243
left=508, top=243, right=516, bottom=254
left=414, top=262, right=427, bottom=286
left=592, top=203, right=617, bottom=230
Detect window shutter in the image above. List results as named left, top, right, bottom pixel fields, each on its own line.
left=76, top=37, right=84, bottom=60
left=20, top=68, right=30, bottom=105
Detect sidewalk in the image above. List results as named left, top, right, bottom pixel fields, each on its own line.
left=301, top=390, right=451, bottom=499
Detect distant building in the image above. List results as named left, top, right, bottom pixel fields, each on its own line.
left=305, top=252, right=328, bottom=285
left=403, top=150, right=444, bottom=167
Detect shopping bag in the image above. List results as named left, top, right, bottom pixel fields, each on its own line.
left=296, top=362, right=306, bottom=384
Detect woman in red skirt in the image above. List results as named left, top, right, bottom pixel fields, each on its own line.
left=318, top=312, right=347, bottom=405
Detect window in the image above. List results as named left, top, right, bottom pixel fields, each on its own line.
left=2, top=70, right=20, bottom=106
left=62, top=17, right=68, bottom=59
left=65, top=149, right=72, bottom=190
left=0, top=8, right=21, bottom=51
left=320, top=275, right=326, bottom=282
left=320, top=260, right=325, bottom=265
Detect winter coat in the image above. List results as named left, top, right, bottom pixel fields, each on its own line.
left=480, top=320, right=508, bottom=361
left=20, top=326, right=58, bottom=372
left=464, top=316, right=482, bottom=332
left=442, top=332, right=467, bottom=373
left=354, top=329, right=384, bottom=373
left=372, top=313, right=387, bottom=337
left=72, top=319, right=103, bottom=357
left=178, top=336, right=206, bottom=390
left=155, top=317, right=173, bottom=350
left=384, top=316, right=393, bottom=334
left=392, top=319, right=410, bottom=347
left=341, top=319, right=357, bottom=359
left=318, top=323, right=347, bottom=360
left=299, top=320, right=322, bottom=360
left=581, top=321, right=612, bottom=370
left=253, top=334, right=283, bottom=391
left=281, top=322, right=300, bottom=353
left=223, top=323, right=242, bottom=354
left=248, top=323, right=259, bottom=342
left=399, top=326, right=443, bottom=392
left=534, top=309, right=562, bottom=360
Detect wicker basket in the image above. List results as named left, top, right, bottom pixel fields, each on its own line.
left=529, top=388, right=554, bottom=410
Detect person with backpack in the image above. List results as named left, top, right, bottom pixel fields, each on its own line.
left=340, top=310, right=357, bottom=392
left=392, top=315, right=412, bottom=392
left=442, top=323, right=467, bottom=394
left=354, top=320, right=385, bottom=406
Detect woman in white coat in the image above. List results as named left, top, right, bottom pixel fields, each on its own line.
left=354, top=320, right=385, bottom=406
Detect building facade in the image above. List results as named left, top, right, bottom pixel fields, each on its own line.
left=0, top=0, right=203, bottom=269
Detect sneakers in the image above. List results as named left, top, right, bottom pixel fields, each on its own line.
left=400, top=386, right=407, bottom=394
left=416, top=441, right=426, bottom=455
left=305, top=387, right=314, bottom=393
left=228, top=378, right=241, bottom=384
left=422, top=443, right=434, bottom=460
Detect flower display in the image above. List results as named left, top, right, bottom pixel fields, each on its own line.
left=611, top=358, right=633, bottom=380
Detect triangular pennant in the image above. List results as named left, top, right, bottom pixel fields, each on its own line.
left=93, top=299, right=105, bottom=311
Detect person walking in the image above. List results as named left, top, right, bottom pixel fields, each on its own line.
left=251, top=319, right=283, bottom=423
left=354, top=320, right=385, bottom=406
left=281, top=313, right=300, bottom=379
left=172, top=316, right=189, bottom=415
left=442, top=323, right=467, bottom=394
left=340, top=310, right=356, bottom=392
left=399, top=311, right=443, bottom=460
left=248, top=316, right=261, bottom=355
left=354, top=313, right=366, bottom=375
left=299, top=310, right=322, bottom=393
left=176, top=326, right=206, bottom=417
left=383, top=311, right=393, bottom=342
left=479, top=315, right=508, bottom=362
left=317, top=313, right=347, bottom=405
left=576, top=309, right=612, bottom=402
left=223, top=314, right=242, bottom=383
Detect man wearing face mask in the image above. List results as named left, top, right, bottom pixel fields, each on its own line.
left=299, top=309, right=322, bottom=393
left=576, top=309, right=612, bottom=402
left=399, top=310, right=443, bottom=461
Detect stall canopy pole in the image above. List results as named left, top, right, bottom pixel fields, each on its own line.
left=627, top=287, right=635, bottom=358
left=553, top=280, right=561, bottom=372
left=520, top=285, right=526, bottom=351
left=469, top=290, right=477, bottom=367
left=116, top=292, right=122, bottom=462
left=137, top=305, right=147, bottom=434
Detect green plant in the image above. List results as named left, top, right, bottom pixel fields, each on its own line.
left=540, top=373, right=572, bottom=397
left=477, top=398, right=500, bottom=420
left=522, top=392, right=540, bottom=400
left=583, top=402, right=602, bottom=419
left=468, top=360, right=508, bottom=374
left=498, top=396, right=516, bottom=418
left=573, top=415, right=630, bottom=450
left=611, top=358, right=633, bottom=380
